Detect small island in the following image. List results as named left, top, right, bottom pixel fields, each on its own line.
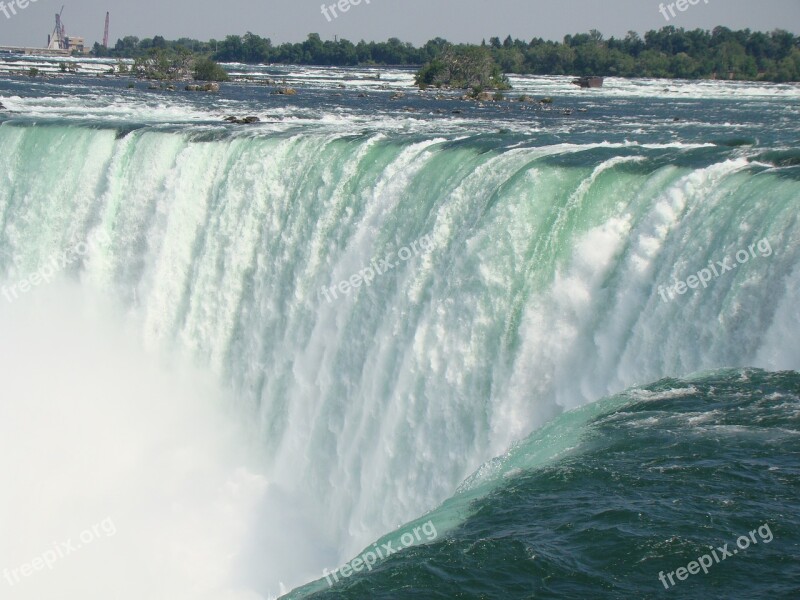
left=129, top=48, right=229, bottom=83
left=415, top=46, right=511, bottom=97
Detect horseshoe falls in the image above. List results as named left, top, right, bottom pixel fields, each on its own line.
left=1, top=66, right=799, bottom=600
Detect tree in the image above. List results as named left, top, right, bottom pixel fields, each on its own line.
left=422, top=37, right=449, bottom=62
left=670, top=52, right=697, bottom=78
left=114, top=36, right=139, bottom=53
left=623, top=31, right=645, bottom=57
left=213, top=35, right=244, bottom=62
left=637, top=49, right=671, bottom=77
left=416, top=46, right=510, bottom=90
left=193, top=57, right=229, bottom=81
left=526, top=42, right=575, bottom=75
left=771, top=29, right=795, bottom=57
left=91, top=42, right=106, bottom=57
left=133, top=48, right=192, bottom=80
left=495, top=47, right=525, bottom=73
left=243, top=32, right=271, bottom=63
left=574, top=43, right=611, bottom=74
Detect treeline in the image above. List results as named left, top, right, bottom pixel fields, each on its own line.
left=94, top=26, right=800, bottom=82
left=94, top=34, right=440, bottom=66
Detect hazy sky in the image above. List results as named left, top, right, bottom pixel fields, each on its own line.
left=1, top=0, right=798, bottom=49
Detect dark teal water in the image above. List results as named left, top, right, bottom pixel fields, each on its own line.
left=300, top=370, right=800, bottom=599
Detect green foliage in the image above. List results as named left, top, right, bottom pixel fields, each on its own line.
left=193, top=57, right=229, bottom=82
left=415, top=46, right=510, bottom=90
left=132, top=48, right=192, bottom=81
left=28, top=68, right=38, bottom=77
left=98, top=28, right=800, bottom=82
left=415, top=58, right=447, bottom=88
left=92, top=42, right=109, bottom=58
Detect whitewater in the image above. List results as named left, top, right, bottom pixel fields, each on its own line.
left=0, top=61, right=798, bottom=599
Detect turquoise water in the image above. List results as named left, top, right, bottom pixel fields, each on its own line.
left=0, top=63, right=798, bottom=599
left=293, top=369, right=800, bottom=599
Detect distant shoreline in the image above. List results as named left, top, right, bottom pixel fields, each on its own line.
left=2, top=26, right=799, bottom=84
left=79, top=27, right=799, bottom=84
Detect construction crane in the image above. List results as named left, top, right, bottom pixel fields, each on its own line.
left=56, top=6, right=66, bottom=44
left=102, top=12, right=109, bottom=48
left=47, top=6, right=65, bottom=50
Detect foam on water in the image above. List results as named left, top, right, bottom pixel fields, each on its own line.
left=0, top=66, right=798, bottom=598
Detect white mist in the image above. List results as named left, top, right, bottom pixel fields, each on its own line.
left=0, top=283, right=326, bottom=599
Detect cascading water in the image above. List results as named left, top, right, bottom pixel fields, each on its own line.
left=1, top=78, right=798, bottom=599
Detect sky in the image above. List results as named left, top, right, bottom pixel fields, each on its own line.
left=1, top=0, right=799, bottom=49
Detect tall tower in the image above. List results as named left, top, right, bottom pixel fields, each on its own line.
left=103, top=12, right=110, bottom=48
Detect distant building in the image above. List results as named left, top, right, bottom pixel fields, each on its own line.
left=47, top=34, right=87, bottom=55
left=46, top=8, right=89, bottom=55
left=65, top=37, right=86, bottom=53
